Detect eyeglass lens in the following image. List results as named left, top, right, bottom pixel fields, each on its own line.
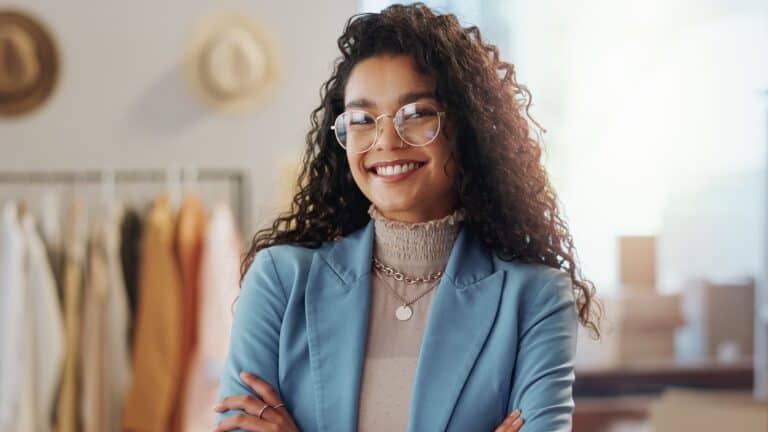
left=333, top=102, right=441, bottom=153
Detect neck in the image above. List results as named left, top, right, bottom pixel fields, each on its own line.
left=368, top=204, right=465, bottom=274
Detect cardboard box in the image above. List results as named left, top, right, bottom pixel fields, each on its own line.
left=617, top=329, right=677, bottom=363
left=616, top=292, right=684, bottom=331
left=678, top=278, right=755, bottom=360
left=618, top=235, right=656, bottom=293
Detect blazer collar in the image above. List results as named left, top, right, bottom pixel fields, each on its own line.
left=320, top=218, right=496, bottom=288
left=306, top=218, right=504, bottom=431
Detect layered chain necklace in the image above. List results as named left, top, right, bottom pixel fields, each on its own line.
left=372, top=256, right=443, bottom=321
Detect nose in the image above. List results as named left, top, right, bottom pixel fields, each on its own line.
left=372, top=115, right=404, bottom=152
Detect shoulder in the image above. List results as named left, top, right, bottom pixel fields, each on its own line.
left=242, top=239, right=337, bottom=297
left=246, top=221, right=372, bottom=286
left=260, top=242, right=319, bottom=270
left=491, top=256, right=575, bottom=306
left=490, top=258, right=578, bottom=339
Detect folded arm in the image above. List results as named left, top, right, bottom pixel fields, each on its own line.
left=507, top=271, right=579, bottom=431
left=215, top=248, right=288, bottom=428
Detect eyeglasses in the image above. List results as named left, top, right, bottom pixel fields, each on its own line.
left=330, top=102, right=446, bottom=154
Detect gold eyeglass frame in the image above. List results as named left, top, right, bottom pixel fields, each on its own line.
left=330, top=102, right=447, bottom=154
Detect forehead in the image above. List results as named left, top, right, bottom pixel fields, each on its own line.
left=344, top=54, right=436, bottom=107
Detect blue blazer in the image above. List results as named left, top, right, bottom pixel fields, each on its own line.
left=216, top=219, right=578, bottom=431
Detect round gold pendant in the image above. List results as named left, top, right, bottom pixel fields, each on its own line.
left=395, top=305, right=413, bottom=321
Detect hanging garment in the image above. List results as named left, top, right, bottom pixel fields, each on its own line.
left=55, top=199, right=88, bottom=432
left=0, top=202, right=26, bottom=432
left=79, top=229, right=108, bottom=432
left=181, top=202, right=242, bottom=432
left=122, top=194, right=183, bottom=432
left=103, top=203, right=133, bottom=432
left=18, top=211, right=66, bottom=432
left=39, top=191, right=65, bottom=303
left=119, top=208, right=143, bottom=348
left=80, top=202, right=132, bottom=432
left=169, top=194, right=208, bottom=432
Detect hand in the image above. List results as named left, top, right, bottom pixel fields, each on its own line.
left=493, top=409, right=524, bottom=431
left=213, top=371, right=300, bottom=432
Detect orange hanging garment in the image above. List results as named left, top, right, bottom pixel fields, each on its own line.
left=121, top=195, right=183, bottom=432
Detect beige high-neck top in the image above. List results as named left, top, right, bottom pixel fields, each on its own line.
left=356, top=204, right=466, bottom=431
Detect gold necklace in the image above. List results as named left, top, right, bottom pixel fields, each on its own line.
left=372, top=256, right=443, bottom=284
left=372, top=257, right=443, bottom=321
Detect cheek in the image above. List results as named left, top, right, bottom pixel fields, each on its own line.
left=347, top=152, right=368, bottom=185
left=428, top=142, right=457, bottom=182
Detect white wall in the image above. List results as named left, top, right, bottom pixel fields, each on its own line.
left=0, top=0, right=357, bottom=235
left=504, top=0, right=768, bottom=395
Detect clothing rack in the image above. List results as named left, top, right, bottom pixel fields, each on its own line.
left=0, top=168, right=250, bottom=237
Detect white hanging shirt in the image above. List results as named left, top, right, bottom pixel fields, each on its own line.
left=0, top=202, right=26, bottom=432
left=19, top=212, right=66, bottom=432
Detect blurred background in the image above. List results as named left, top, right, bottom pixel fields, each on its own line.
left=1, top=0, right=767, bottom=431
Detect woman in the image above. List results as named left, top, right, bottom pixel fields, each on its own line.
left=213, top=3, right=601, bottom=431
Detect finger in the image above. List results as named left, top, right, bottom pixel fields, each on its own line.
left=214, top=395, right=282, bottom=423
left=238, top=371, right=287, bottom=422
left=494, top=410, right=521, bottom=432
left=214, top=394, right=262, bottom=414
left=510, top=416, right=524, bottom=431
left=240, top=371, right=285, bottom=406
left=214, top=412, right=273, bottom=432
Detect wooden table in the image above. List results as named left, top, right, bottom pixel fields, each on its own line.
left=573, top=358, right=754, bottom=431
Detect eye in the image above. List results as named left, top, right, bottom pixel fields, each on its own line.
left=405, top=109, right=432, bottom=120
left=400, top=103, right=438, bottom=121
left=348, top=111, right=374, bottom=126
left=405, top=111, right=422, bottom=120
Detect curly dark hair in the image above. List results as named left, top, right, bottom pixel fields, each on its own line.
left=240, top=2, right=603, bottom=339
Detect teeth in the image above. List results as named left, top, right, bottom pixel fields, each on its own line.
left=375, top=162, right=421, bottom=176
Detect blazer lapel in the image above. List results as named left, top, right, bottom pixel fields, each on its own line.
left=406, top=225, right=505, bottom=432
left=305, top=219, right=504, bottom=432
left=305, top=220, right=375, bottom=432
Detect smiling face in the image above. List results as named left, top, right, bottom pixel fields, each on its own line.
left=343, top=54, right=458, bottom=223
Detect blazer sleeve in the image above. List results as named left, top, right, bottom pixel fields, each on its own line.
left=215, top=248, right=288, bottom=428
left=507, top=270, right=579, bottom=431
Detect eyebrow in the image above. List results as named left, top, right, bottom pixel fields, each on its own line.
left=345, top=90, right=437, bottom=110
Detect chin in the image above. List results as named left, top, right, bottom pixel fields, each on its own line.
left=369, top=190, right=415, bottom=206
left=370, top=196, right=440, bottom=223
left=370, top=198, right=418, bottom=215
